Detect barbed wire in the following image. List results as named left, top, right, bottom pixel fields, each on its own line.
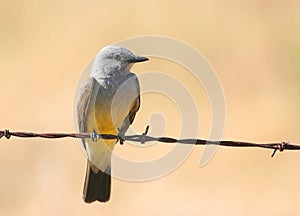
left=0, top=127, right=299, bottom=157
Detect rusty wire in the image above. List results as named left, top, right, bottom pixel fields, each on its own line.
left=1, top=127, right=299, bottom=157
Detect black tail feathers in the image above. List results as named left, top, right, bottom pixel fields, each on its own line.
left=83, top=162, right=111, bottom=203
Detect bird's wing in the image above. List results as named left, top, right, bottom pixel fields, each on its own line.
left=128, top=94, right=140, bottom=125
left=119, top=74, right=140, bottom=133
left=77, top=77, right=98, bottom=149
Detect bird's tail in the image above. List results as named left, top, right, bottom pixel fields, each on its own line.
left=83, top=162, right=111, bottom=203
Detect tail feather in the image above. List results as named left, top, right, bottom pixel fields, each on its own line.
left=83, top=162, right=111, bottom=203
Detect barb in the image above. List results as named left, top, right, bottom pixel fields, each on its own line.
left=1, top=129, right=299, bottom=157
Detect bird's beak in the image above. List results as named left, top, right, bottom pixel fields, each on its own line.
left=128, top=56, right=149, bottom=63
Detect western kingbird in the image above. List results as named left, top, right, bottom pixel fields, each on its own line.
left=77, top=45, right=148, bottom=203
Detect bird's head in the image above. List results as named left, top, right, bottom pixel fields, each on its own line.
left=91, top=45, right=149, bottom=79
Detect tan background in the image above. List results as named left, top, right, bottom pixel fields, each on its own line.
left=1, top=0, right=300, bottom=215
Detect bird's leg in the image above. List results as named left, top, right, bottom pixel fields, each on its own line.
left=117, top=128, right=125, bottom=145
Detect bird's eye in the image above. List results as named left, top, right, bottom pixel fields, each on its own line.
left=114, top=54, right=121, bottom=61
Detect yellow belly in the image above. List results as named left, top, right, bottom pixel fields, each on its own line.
left=84, top=75, right=139, bottom=172
left=86, top=109, right=118, bottom=150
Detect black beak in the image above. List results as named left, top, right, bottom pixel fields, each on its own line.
left=128, top=56, right=149, bottom=63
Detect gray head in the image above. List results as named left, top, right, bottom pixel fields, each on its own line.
left=91, top=45, right=149, bottom=79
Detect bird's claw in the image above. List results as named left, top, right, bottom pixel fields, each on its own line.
left=118, top=129, right=125, bottom=145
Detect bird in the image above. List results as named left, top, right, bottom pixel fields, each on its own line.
left=77, top=45, right=149, bottom=203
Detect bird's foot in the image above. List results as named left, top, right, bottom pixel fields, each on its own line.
left=117, top=129, right=125, bottom=145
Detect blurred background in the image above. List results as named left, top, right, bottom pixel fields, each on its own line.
left=0, top=0, right=300, bottom=215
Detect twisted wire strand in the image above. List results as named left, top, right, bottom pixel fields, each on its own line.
left=1, top=127, right=298, bottom=157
